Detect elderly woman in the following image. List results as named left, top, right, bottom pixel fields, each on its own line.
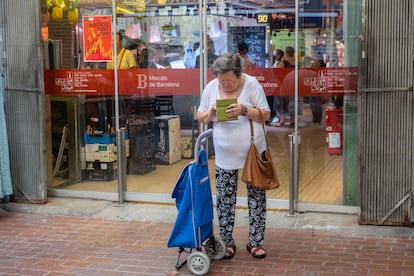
left=197, top=53, right=270, bottom=259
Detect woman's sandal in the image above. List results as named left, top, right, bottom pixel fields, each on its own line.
left=223, top=244, right=236, bottom=259
left=246, top=243, right=266, bottom=259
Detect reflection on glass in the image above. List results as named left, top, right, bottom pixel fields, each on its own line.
left=45, top=0, right=358, bottom=208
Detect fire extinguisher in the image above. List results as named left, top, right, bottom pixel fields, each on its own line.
left=325, top=102, right=343, bottom=155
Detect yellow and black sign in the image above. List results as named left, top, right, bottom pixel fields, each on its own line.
left=256, top=14, right=270, bottom=24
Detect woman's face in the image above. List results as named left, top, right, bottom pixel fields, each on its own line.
left=276, top=53, right=283, bottom=60
left=217, top=71, right=240, bottom=93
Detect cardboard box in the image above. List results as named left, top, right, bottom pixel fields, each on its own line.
left=85, top=151, right=117, bottom=162
left=85, top=143, right=116, bottom=153
left=154, top=115, right=181, bottom=164
left=84, top=140, right=130, bottom=157
left=84, top=134, right=116, bottom=144
left=84, top=131, right=129, bottom=145
left=83, top=161, right=117, bottom=181
left=86, top=161, right=117, bottom=171
left=82, top=169, right=116, bottom=181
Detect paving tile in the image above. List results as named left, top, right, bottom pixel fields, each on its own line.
left=1, top=209, right=414, bottom=276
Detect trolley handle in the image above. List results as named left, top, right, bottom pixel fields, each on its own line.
left=194, top=128, right=213, bottom=163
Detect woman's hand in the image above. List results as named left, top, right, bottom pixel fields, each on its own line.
left=197, top=104, right=216, bottom=124
left=226, top=103, right=245, bottom=117
left=233, top=106, right=270, bottom=122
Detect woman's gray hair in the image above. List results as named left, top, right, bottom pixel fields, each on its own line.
left=210, top=53, right=243, bottom=77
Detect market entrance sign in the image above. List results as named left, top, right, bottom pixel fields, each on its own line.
left=44, top=68, right=358, bottom=96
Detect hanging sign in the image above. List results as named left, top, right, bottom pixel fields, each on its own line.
left=83, top=15, right=113, bottom=62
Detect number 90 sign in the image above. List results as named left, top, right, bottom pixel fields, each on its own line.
left=256, top=14, right=269, bottom=24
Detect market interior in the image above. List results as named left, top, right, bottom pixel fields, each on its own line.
left=46, top=0, right=346, bottom=207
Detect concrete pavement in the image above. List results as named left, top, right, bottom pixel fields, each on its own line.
left=1, top=197, right=414, bottom=275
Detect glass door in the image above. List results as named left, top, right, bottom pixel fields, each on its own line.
left=44, top=0, right=359, bottom=210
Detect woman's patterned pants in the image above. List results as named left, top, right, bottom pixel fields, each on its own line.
left=215, top=166, right=266, bottom=247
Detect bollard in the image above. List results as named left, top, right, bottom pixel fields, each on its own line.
left=288, top=132, right=301, bottom=215
left=117, top=128, right=127, bottom=204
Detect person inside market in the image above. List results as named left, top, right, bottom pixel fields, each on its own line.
left=272, top=49, right=285, bottom=68
left=126, top=39, right=148, bottom=65
left=237, top=41, right=258, bottom=70
left=275, top=46, right=295, bottom=127
left=308, top=57, right=326, bottom=125
left=197, top=52, right=271, bottom=259
left=268, top=49, right=285, bottom=125
left=126, top=41, right=138, bottom=63
left=106, top=32, right=137, bottom=69
left=195, top=36, right=218, bottom=68
left=138, top=47, right=157, bottom=68
left=136, top=40, right=147, bottom=58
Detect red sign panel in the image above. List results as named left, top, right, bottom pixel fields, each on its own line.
left=44, top=67, right=358, bottom=96
left=44, top=69, right=200, bottom=96
left=83, top=15, right=113, bottom=62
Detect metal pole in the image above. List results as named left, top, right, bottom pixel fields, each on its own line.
left=111, top=0, right=125, bottom=204
left=111, top=0, right=119, bottom=134
left=293, top=0, right=300, bottom=207
left=294, top=0, right=299, bottom=136
left=286, top=0, right=302, bottom=216
left=288, top=134, right=295, bottom=215
left=294, top=132, right=301, bottom=203
left=117, top=128, right=127, bottom=204
left=288, top=132, right=301, bottom=215
left=200, top=0, right=210, bottom=150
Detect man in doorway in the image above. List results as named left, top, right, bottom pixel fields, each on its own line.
left=106, top=32, right=137, bottom=69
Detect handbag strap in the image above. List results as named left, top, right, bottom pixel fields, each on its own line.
left=248, top=107, right=269, bottom=146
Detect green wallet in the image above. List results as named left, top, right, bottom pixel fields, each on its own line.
left=216, top=98, right=237, bottom=122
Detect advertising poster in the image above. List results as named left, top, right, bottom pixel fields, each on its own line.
left=83, top=15, right=113, bottom=62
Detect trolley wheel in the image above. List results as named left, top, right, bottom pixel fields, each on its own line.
left=205, top=238, right=226, bottom=260
left=187, top=251, right=210, bottom=276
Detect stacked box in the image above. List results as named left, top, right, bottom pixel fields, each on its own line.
left=85, top=141, right=130, bottom=162
left=84, top=133, right=116, bottom=144
left=154, top=115, right=181, bottom=165
left=85, top=143, right=117, bottom=162
left=84, top=132, right=129, bottom=144
left=83, top=132, right=129, bottom=181
left=83, top=161, right=117, bottom=181
left=85, top=143, right=116, bottom=153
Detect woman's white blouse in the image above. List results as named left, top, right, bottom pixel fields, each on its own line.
left=198, top=74, right=270, bottom=170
